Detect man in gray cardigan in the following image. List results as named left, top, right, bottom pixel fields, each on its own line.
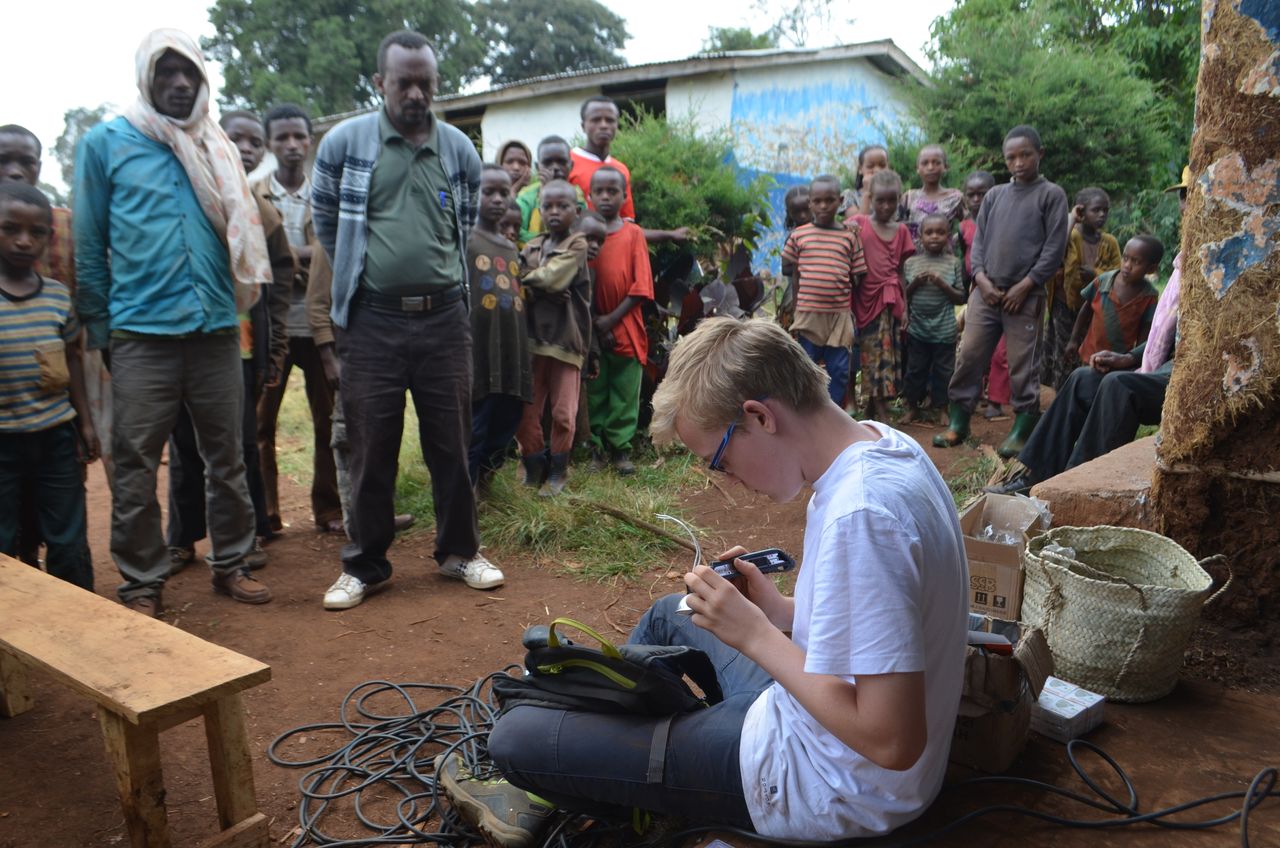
left=312, top=29, right=502, bottom=609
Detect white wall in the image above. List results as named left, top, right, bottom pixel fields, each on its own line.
left=665, top=72, right=734, bottom=134
left=479, top=90, right=595, bottom=163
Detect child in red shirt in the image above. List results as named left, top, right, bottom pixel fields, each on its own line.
left=586, top=167, right=653, bottom=475
left=847, top=170, right=915, bottom=422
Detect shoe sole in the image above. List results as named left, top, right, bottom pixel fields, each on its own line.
left=323, top=580, right=385, bottom=610
left=434, top=755, right=534, bottom=848
left=439, top=568, right=504, bottom=591
left=212, top=585, right=273, bottom=604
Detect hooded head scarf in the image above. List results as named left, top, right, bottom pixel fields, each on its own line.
left=123, top=28, right=268, bottom=310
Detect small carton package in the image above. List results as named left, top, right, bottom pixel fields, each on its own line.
left=958, top=493, right=1050, bottom=619
left=950, top=625, right=1054, bottom=773
left=1031, top=676, right=1106, bottom=742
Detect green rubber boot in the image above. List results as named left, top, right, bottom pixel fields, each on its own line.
left=933, top=403, right=971, bottom=448
left=997, top=411, right=1041, bottom=459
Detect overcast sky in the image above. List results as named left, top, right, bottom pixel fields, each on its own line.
left=5, top=0, right=954, bottom=192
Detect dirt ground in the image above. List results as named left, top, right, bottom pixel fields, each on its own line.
left=1, top=413, right=1277, bottom=847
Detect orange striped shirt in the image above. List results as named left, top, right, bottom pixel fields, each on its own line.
left=781, top=223, right=868, bottom=312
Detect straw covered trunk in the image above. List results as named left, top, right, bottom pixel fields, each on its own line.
left=1152, top=0, right=1280, bottom=621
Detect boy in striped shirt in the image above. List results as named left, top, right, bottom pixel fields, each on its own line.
left=0, top=182, right=99, bottom=589
left=780, top=175, right=867, bottom=405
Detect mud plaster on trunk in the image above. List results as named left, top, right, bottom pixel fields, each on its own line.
left=1196, top=153, right=1280, bottom=298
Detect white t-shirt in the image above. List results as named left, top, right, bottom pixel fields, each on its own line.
left=738, top=424, right=968, bottom=839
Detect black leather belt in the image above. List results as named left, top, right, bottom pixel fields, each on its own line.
left=355, top=286, right=464, bottom=313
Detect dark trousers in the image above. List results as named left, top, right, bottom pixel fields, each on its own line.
left=256, top=336, right=341, bottom=529
left=1020, top=365, right=1171, bottom=483
left=469, top=393, right=525, bottom=482
left=335, top=299, right=479, bottom=584
left=167, top=360, right=270, bottom=547
left=0, top=421, right=93, bottom=590
left=903, top=334, right=956, bottom=409
left=489, top=594, right=769, bottom=827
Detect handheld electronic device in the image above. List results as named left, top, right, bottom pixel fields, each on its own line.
left=676, top=548, right=796, bottom=615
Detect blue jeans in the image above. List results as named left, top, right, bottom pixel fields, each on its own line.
left=797, top=336, right=851, bottom=406
left=488, top=594, right=773, bottom=827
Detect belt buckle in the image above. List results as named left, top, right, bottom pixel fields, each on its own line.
left=400, top=296, right=426, bottom=312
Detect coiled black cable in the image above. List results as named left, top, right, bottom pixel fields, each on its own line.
left=271, top=680, right=1276, bottom=847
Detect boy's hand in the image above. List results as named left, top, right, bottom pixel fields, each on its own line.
left=706, top=545, right=795, bottom=631
left=78, top=421, right=101, bottom=464
left=1002, top=278, right=1034, bottom=313
left=683, top=562, right=775, bottom=653
left=265, top=363, right=282, bottom=389
left=1080, top=266, right=1095, bottom=284
left=1090, top=350, right=1138, bottom=374
left=668, top=226, right=691, bottom=243
left=586, top=354, right=600, bottom=380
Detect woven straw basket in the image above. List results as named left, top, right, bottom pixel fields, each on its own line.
left=1021, top=526, right=1226, bottom=703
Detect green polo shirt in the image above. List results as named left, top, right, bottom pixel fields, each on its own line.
left=358, top=110, right=464, bottom=296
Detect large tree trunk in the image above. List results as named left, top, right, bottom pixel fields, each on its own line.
left=1152, top=1, right=1280, bottom=622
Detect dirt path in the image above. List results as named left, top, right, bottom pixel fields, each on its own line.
left=1, top=414, right=1275, bottom=847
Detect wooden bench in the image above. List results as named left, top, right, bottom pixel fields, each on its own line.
left=0, top=553, right=272, bottom=848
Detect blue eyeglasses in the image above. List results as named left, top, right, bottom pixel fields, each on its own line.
left=708, top=396, right=766, bottom=473
left=708, top=418, right=739, bottom=474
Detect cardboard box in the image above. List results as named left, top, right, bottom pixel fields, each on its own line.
left=958, top=494, right=1049, bottom=619
left=950, top=627, right=1053, bottom=773
left=1032, top=675, right=1106, bottom=742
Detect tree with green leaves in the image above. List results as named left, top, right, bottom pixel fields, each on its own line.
left=202, top=0, right=485, bottom=116
left=475, top=0, right=629, bottom=85
left=54, top=104, right=111, bottom=191
left=610, top=109, right=772, bottom=262
left=916, top=0, right=1182, bottom=201
left=702, top=26, right=778, bottom=52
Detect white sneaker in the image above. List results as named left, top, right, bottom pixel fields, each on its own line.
left=323, top=573, right=372, bottom=610
left=439, top=553, right=505, bottom=590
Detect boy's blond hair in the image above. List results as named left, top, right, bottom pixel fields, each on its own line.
left=650, top=317, right=830, bottom=443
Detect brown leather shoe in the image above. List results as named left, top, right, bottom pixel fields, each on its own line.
left=213, top=570, right=273, bottom=604
left=124, top=596, right=161, bottom=618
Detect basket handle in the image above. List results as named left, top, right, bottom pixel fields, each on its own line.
left=547, top=617, right=624, bottom=659
left=1199, top=555, right=1234, bottom=608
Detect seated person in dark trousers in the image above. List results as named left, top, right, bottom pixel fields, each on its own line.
left=436, top=318, right=967, bottom=847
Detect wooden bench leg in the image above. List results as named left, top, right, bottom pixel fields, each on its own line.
left=0, top=652, right=34, bottom=717
left=202, top=693, right=268, bottom=847
left=100, top=709, right=169, bottom=848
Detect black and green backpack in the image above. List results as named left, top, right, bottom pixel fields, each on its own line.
left=492, top=617, right=724, bottom=717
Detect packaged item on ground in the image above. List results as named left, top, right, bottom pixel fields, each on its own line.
left=958, top=494, right=1051, bottom=619
left=1021, top=526, right=1225, bottom=702
left=1031, top=675, right=1106, bottom=742
left=950, top=626, right=1053, bottom=773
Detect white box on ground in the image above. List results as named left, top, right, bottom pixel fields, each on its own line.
left=1032, top=675, right=1106, bottom=742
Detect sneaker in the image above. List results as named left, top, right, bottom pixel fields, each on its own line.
left=246, top=539, right=268, bottom=570
left=434, top=753, right=554, bottom=848
left=394, top=513, right=416, bottom=532
left=322, top=572, right=379, bottom=610
left=212, top=570, right=272, bottom=604
left=439, top=552, right=504, bottom=590
left=167, top=546, right=195, bottom=576
left=587, top=447, right=608, bottom=473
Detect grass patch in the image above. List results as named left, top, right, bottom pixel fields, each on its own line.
left=946, top=452, right=1001, bottom=509
left=478, top=450, right=702, bottom=581
left=270, top=377, right=320, bottom=484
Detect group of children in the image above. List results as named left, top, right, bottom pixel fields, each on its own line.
left=469, top=132, right=654, bottom=498
left=781, top=124, right=1167, bottom=458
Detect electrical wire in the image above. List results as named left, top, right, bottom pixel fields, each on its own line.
left=273, top=680, right=1276, bottom=848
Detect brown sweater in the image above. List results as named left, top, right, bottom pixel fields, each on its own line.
left=520, top=231, right=593, bottom=368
